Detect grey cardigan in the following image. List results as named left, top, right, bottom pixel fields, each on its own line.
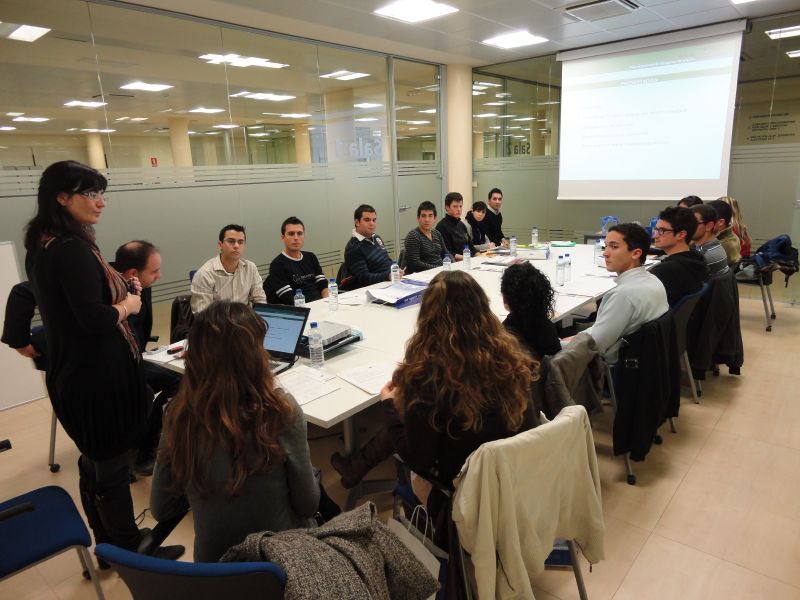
left=221, top=502, right=439, bottom=600
left=150, top=392, right=319, bottom=562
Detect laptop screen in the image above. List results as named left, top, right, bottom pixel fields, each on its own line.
left=252, top=304, right=310, bottom=359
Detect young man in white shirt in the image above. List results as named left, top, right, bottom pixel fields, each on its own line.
left=585, top=223, right=668, bottom=364
left=190, top=224, right=266, bottom=314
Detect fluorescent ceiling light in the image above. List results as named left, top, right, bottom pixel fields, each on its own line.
left=213, top=124, right=240, bottom=129
left=409, top=127, right=418, bottom=130
left=242, top=93, right=296, bottom=101
left=475, top=82, right=502, bottom=87
left=229, top=91, right=251, bottom=98
left=484, top=101, right=514, bottom=106
left=80, top=128, right=115, bottom=133
left=320, top=70, right=369, bottom=81
left=13, top=116, right=49, bottom=122
left=418, top=109, right=436, bottom=114
left=199, top=53, right=287, bottom=69
left=496, top=93, right=512, bottom=98
left=507, top=126, right=521, bottom=130
left=730, top=0, right=762, bottom=3
left=513, top=117, right=535, bottom=121
left=537, top=101, right=560, bottom=105
left=280, top=113, right=311, bottom=118
left=394, top=105, right=412, bottom=110
left=355, top=117, right=379, bottom=122
left=472, top=91, right=485, bottom=96
left=483, top=30, right=548, bottom=49
left=64, top=100, right=107, bottom=108
left=205, top=131, right=221, bottom=135
left=120, top=81, right=173, bottom=92
left=130, top=117, right=148, bottom=122
left=474, top=113, right=497, bottom=118
left=66, top=128, right=78, bottom=131
left=189, top=107, right=225, bottom=114
left=188, top=131, right=197, bottom=134
left=249, top=133, right=270, bottom=137
left=765, top=25, right=800, bottom=40
left=115, top=117, right=129, bottom=121
left=787, top=49, right=800, bottom=58
left=398, top=120, right=430, bottom=125
left=374, top=0, right=458, bottom=23
left=489, top=126, right=501, bottom=129
left=497, top=115, right=518, bottom=119
left=6, top=112, right=24, bottom=116
left=0, top=126, right=16, bottom=131
left=8, top=25, right=50, bottom=42
left=354, top=102, right=383, bottom=108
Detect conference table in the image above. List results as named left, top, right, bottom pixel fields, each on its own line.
left=149, top=243, right=622, bottom=506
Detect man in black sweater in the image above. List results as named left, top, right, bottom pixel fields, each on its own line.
left=265, top=216, right=329, bottom=304
left=650, top=206, right=709, bottom=306
left=435, top=192, right=476, bottom=260
left=483, top=187, right=508, bottom=247
left=344, top=204, right=399, bottom=288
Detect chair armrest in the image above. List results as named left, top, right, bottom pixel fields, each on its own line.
left=0, top=501, right=33, bottom=522
left=137, top=509, right=188, bottom=555
left=148, top=335, right=159, bottom=343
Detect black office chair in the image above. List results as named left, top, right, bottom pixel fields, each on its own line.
left=671, top=283, right=710, bottom=403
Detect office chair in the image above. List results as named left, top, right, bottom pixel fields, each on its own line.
left=0, top=486, right=104, bottom=599
left=671, top=283, right=710, bottom=403
left=95, top=543, right=286, bottom=600
left=737, top=263, right=777, bottom=331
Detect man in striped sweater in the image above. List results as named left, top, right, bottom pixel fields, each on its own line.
left=344, top=204, right=399, bottom=288
left=265, top=216, right=329, bottom=304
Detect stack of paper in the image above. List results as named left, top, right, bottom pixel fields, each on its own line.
left=365, top=280, right=427, bottom=306
left=278, top=365, right=340, bottom=405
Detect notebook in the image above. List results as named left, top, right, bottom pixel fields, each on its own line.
left=252, top=303, right=311, bottom=374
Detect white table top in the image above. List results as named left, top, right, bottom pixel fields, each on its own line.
left=148, top=244, right=622, bottom=429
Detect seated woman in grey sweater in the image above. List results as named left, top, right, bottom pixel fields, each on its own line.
left=151, top=301, right=319, bottom=562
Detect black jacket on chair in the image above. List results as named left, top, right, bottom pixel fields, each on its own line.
left=613, top=311, right=680, bottom=461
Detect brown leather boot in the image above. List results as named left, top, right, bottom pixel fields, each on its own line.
left=330, top=428, right=394, bottom=489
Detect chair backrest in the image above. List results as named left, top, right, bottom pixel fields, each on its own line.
left=336, top=262, right=355, bottom=292
left=398, top=248, right=407, bottom=271
left=169, top=295, right=194, bottom=344
left=189, top=269, right=197, bottom=282
left=670, top=282, right=709, bottom=353
left=94, top=544, right=286, bottom=600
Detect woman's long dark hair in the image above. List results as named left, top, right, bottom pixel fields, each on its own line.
left=24, top=160, right=107, bottom=252
left=161, top=302, right=296, bottom=498
left=394, top=270, right=538, bottom=436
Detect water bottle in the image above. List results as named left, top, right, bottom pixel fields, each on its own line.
left=556, top=255, right=566, bottom=286
left=293, top=288, right=305, bottom=307
left=309, top=322, right=324, bottom=368
left=595, top=238, right=605, bottom=267
left=443, top=255, right=452, bottom=270
left=390, top=261, right=401, bottom=283
left=564, top=253, right=572, bottom=282
left=509, top=234, right=517, bottom=257
left=328, top=278, right=338, bottom=312
left=463, top=246, right=471, bottom=270
left=531, top=226, right=539, bottom=246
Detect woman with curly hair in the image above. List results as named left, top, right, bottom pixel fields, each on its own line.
left=150, top=301, right=319, bottom=562
left=331, top=270, right=539, bottom=490
left=500, top=262, right=562, bottom=358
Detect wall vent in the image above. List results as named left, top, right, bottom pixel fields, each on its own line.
left=562, top=0, right=640, bottom=22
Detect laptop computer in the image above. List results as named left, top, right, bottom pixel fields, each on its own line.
left=252, top=303, right=311, bottom=375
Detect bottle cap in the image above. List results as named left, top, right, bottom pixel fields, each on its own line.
left=330, top=277, right=336, bottom=283
left=295, top=288, right=302, bottom=293
left=310, top=322, right=318, bottom=328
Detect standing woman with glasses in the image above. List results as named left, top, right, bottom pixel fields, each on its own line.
left=24, top=161, right=182, bottom=560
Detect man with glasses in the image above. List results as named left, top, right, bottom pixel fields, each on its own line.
left=691, top=205, right=730, bottom=279
left=649, top=207, right=708, bottom=306
left=190, top=224, right=266, bottom=314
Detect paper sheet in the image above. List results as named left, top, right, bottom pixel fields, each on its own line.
left=337, top=362, right=397, bottom=395
left=557, top=277, right=616, bottom=297
left=366, top=281, right=426, bottom=304
left=278, top=364, right=340, bottom=405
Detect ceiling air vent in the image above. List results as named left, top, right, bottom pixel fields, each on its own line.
left=562, top=0, right=640, bottom=22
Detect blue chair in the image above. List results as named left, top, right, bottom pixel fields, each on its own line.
left=189, top=269, right=197, bottom=282
left=0, top=486, right=104, bottom=599
left=95, top=543, right=286, bottom=600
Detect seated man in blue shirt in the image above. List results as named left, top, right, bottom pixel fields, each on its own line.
left=265, top=216, right=329, bottom=304
left=344, top=204, right=400, bottom=288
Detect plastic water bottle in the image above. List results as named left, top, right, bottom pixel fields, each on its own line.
left=556, top=255, right=566, bottom=286
left=390, top=261, right=401, bottom=283
left=531, top=226, right=539, bottom=246
left=564, top=253, right=572, bottom=282
left=510, top=234, right=517, bottom=257
left=463, top=246, right=471, bottom=270
left=595, top=238, right=605, bottom=267
left=443, top=255, right=452, bottom=270
left=309, top=322, right=324, bottom=368
left=293, top=289, right=305, bottom=307
left=328, top=278, right=338, bottom=312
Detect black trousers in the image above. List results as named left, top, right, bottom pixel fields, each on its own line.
left=78, top=452, right=141, bottom=550
left=136, top=361, right=182, bottom=459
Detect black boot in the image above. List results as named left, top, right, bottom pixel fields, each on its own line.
left=330, top=428, right=394, bottom=489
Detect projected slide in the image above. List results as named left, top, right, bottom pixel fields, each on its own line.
left=558, top=33, right=742, bottom=200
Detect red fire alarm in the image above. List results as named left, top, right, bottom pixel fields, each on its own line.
left=150, top=157, right=158, bottom=167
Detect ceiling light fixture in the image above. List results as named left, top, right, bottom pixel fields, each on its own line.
left=199, top=53, right=288, bottom=68
left=513, top=117, right=535, bottom=121
left=189, top=107, right=225, bottom=114
left=213, top=124, right=240, bottom=129
left=13, top=116, right=49, bottom=122
left=355, top=117, right=379, bottom=122
left=354, top=102, right=383, bottom=108
left=418, top=109, right=436, bottom=114
left=115, top=117, right=130, bottom=121
left=320, top=70, right=369, bottom=80
left=374, top=0, right=458, bottom=23
left=64, top=100, right=107, bottom=108
left=130, top=117, right=148, bottom=121
left=765, top=25, right=800, bottom=40
left=229, top=91, right=251, bottom=98
left=249, top=132, right=270, bottom=137
left=474, top=113, right=497, bottom=118
left=80, top=128, right=115, bottom=133
left=279, top=113, right=311, bottom=119
left=786, top=49, right=800, bottom=58
left=482, top=30, right=548, bottom=49
left=475, top=82, right=502, bottom=88
left=242, top=93, right=296, bottom=101
left=120, top=81, right=173, bottom=92
left=6, top=112, right=24, bottom=117
left=7, top=25, right=50, bottom=42
left=0, top=126, right=16, bottom=131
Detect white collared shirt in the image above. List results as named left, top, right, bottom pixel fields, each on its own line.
left=190, top=255, right=266, bottom=314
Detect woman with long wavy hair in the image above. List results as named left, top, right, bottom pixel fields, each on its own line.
left=332, top=270, right=539, bottom=490
left=150, top=301, right=319, bottom=562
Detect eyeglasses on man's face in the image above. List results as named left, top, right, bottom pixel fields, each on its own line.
left=653, top=227, right=674, bottom=236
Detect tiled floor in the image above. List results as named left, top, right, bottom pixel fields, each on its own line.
left=1, top=296, right=799, bottom=600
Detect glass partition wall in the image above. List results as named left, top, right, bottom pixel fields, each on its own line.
left=0, top=0, right=441, bottom=300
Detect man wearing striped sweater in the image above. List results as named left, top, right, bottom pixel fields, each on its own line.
left=344, top=204, right=399, bottom=288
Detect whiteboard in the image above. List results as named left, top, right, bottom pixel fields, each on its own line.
left=0, top=241, right=47, bottom=411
